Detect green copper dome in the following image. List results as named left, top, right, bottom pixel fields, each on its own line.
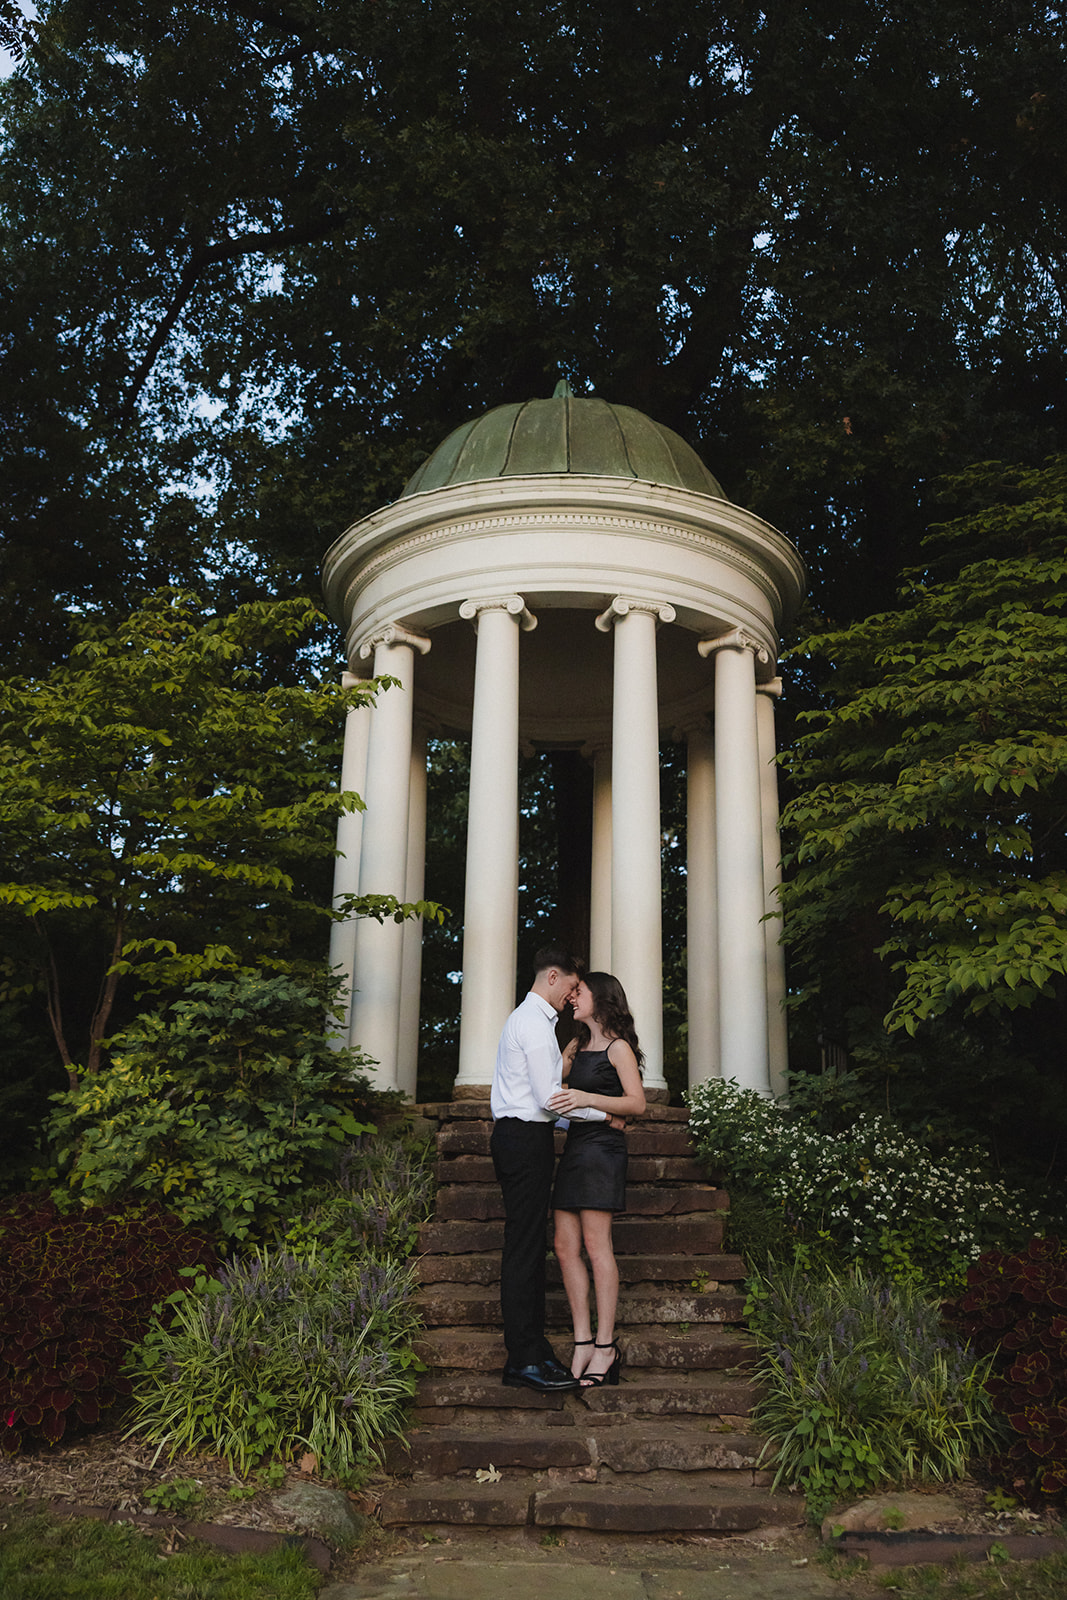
left=401, top=383, right=725, bottom=500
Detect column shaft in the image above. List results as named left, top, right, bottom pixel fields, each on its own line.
left=713, top=642, right=771, bottom=1094
left=609, top=606, right=666, bottom=1094
left=397, top=722, right=428, bottom=1101
left=455, top=603, right=523, bottom=1090
left=327, top=676, right=371, bottom=1046
left=589, top=746, right=612, bottom=972
left=350, top=635, right=423, bottom=1086
left=757, top=684, right=788, bottom=1099
left=686, top=721, right=719, bottom=1090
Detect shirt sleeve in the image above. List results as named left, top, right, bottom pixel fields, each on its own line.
left=523, top=1007, right=608, bottom=1121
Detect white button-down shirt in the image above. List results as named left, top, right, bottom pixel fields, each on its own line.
left=490, top=991, right=608, bottom=1123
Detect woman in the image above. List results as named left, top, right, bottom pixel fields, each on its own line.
left=546, top=972, right=646, bottom=1386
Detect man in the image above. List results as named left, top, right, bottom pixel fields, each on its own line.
left=490, top=944, right=611, bottom=1393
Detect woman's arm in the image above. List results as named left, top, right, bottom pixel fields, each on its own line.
left=560, top=1037, right=578, bottom=1081
left=546, top=1039, right=646, bottom=1119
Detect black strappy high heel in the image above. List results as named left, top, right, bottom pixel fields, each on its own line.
left=580, top=1340, right=621, bottom=1387
left=571, top=1338, right=594, bottom=1380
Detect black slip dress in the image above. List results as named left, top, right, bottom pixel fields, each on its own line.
left=551, top=1046, right=628, bottom=1213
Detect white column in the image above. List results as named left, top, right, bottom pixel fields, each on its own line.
left=595, top=595, right=674, bottom=1097
left=455, top=596, right=536, bottom=1093
left=757, top=679, right=788, bottom=1100
left=699, top=629, right=771, bottom=1096
left=589, top=743, right=612, bottom=971
left=327, top=672, right=372, bottom=1047
left=685, top=719, right=719, bottom=1091
left=397, top=720, right=428, bottom=1101
left=349, top=624, right=430, bottom=1088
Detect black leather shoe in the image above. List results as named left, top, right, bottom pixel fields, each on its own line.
left=502, top=1361, right=580, bottom=1392
left=540, top=1355, right=575, bottom=1382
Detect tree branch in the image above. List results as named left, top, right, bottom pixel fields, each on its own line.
left=120, top=213, right=349, bottom=417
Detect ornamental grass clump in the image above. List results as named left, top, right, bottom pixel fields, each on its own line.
left=124, top=1244, right=421, bottom=1477
left=747, top=1262, right=1000, bottom=1522
left=687, top=1078, right=1045, bottom=1289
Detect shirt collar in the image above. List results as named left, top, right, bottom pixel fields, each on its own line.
left=528, top=990, right=557, bottom=1022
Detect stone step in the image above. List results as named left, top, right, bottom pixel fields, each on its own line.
left=436, top=1154, right=707, bottom=1186
left=415, top=1283, right=746, bottom=1327
left=382, top=1422, right=767, bottom=1478
left=416, top=1251, right=746, bottom=1287
left=429, top=1101, right=692, bottom=1125
left=383, top=1427, right=593, bottom=1475
left=379, top=1474, right=801, bottom=1532
left=437, top=1124, right=697, bottom=1158
left=575, top=1373, right=761, bottom=1418
left=530, top=1475, right=801, bottom=1533
left=433, top=1183, right=726, bottom=1223
left=418, top=1213, right=726, bottom=1256
left=412, top=1371, right=760, bottom=1419
left=414, top=1326, right=756, bottom=1373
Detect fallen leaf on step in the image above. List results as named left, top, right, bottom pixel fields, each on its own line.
left=475, top=1464, right=502, bottom=1484
left=298, top=1452, right=318, bottom=1475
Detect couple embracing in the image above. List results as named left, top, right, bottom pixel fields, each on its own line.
left=489, top=944, right=646, bottom=1394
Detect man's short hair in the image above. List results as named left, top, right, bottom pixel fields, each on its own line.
left=533, top=943, right=583, bottom=978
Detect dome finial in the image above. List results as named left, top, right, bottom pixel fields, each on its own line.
left=552, top=378, right=574, bottom=399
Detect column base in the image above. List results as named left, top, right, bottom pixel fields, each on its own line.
left=643, top=1086, right=671, bottom=1105
left=452, top=1082, right=493, bottom=1101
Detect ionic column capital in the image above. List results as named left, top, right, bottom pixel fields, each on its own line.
left=358, top=623, right=432, bottom=661
left=595, top=594, right=676, bottom=632
left=697, top=627, right=770, bottom=666
left=459, top=594, right=538, bottom=631
left=757, top=676, right=784, bottom=698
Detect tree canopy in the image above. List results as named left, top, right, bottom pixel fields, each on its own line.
left=2, top=1, right=1066, bottom=668
left=0, top=591, right=404, bottom=1082
left=780, top=457, right=1067, bottom=1160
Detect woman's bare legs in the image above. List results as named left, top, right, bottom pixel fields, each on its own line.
left=579, top=1209, right=619, bottom=1382
left=553, top=1208, right=594, bottom=1377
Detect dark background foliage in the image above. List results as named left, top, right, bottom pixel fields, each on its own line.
left=2, top=1, right=1066, bottom=1138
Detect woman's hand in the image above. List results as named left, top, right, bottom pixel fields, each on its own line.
left=547, top=1087, right=585, bottom=1114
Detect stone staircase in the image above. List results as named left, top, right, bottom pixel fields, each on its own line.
left=380, top=1102, right=801, bottom=1536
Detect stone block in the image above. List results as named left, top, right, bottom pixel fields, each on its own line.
left=592, top=1425, right=765, bottom=1473
left=379, top=1481, right=534, bottom=1527
left=384, top=1428, right=593, bottom=1476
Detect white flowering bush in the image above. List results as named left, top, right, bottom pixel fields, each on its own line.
left=687, top=1079, right=1046, bottom=1291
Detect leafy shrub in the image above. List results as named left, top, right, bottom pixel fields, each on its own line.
left=944, top=1236, right=1067, bottom=1503
left=687, top=1078, right=1045, bottom=1290
left=0, top=1195, right=214, bottom=1453
left=47, top=973, right=404, bottom=1241
left=748, top=1262, right=999, bottom=1522
left=124, top=1245, right=421, bottom=1477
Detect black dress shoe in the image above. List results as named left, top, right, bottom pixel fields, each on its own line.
left=540, top=1355, right=574, bottom=1382
left=502, top=1361, right=580, bottom=1392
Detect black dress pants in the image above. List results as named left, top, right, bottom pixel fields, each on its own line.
left=490, top=1117, right=556, bottom=1368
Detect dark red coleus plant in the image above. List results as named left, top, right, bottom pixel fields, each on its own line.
left=0, top=1193, right=214, bottom=1453
left=944, top=1236, right=1067, bottom=1501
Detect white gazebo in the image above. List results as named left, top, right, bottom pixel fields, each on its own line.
left=322, top=384, right=805, bottom=1102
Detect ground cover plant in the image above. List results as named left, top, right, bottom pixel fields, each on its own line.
left=0, top=1506, right=320, bottom=1600
left=0, top=1196, right=213, bottom=1454
left=944, top=1236, right=1067, bottom=1506
left=123, top=1132, right=435, bottom=1478
left=747, top=1263, right=1000, bottom=1524
left=687, top=1077, right=1047, bottom=1291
